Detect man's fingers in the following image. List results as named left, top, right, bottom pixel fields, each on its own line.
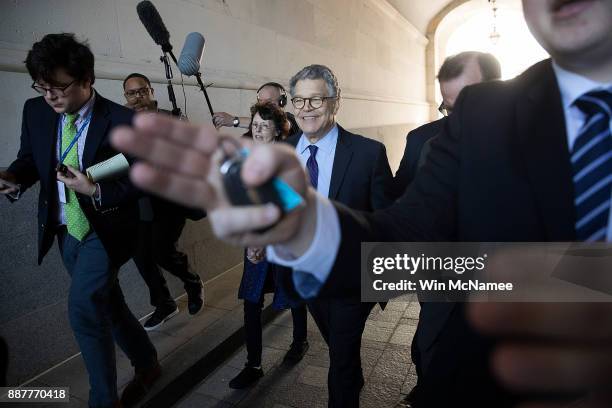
left=242, top=143, right=306, bottom=187
left=132, top=113, right=219, bottom=153
left=130, top=162, right=215, bottom=210
left=493, top=345, right=612, bottom=393
left=0, top=187, right=17, bottom=194
left=56, top=172, right=70, bottom=184
left=468, top=303, right=612, bottom=341
left=208, top=204, right=281, bottom=239
left=113, top=126, right=211, bottom=178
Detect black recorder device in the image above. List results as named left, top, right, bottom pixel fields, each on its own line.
left=219, top=153, right=285, bottom=213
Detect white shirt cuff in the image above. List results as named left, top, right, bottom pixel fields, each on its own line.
left=267, top=191, right=341, bottom=298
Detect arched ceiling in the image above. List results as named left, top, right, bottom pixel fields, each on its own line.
left=386, top=0, right=456, bottom=34
left=387, top=0, right=522, bottom=35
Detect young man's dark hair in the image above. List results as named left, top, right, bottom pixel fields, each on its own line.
left=437, top=51, right=501, bottom=82
left=123, top=72, right=152, bottom=89
left=25, top=33, right=95, bottom=85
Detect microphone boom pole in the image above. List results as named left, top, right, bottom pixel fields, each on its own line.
left=195, top=73, right=214, bottom=116
left=161, top=53, right=181, bottom=117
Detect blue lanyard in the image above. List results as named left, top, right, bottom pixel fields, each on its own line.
left=58, top=113, right=93, bottom=165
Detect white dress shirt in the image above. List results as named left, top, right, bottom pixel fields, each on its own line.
left=267, top=64, right=612, bottom=298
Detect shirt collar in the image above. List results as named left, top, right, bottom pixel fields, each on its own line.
left=63, top=89, right=96, bottom=125
left=552, top=62, right=612, bottom=110
left=297, top=124, right=339, bottom=155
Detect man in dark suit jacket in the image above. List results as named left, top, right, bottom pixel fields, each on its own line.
left=122, top=73, right=205, bottom=330
left=277, top=64, right=393, bottom=408
left=393, top=51, right=501, bottom=407
left=110, top=1, right=612, bottom=406
left=0, top=34, right=159, bottom=408
left=393, top=52, right=501, bottom=200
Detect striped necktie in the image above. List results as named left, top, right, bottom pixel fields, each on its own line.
left=571, top=90, right=612, bottom=241
left=306, top=145, right=319, bottom=189
left=62, top=113, right=91, bottom=241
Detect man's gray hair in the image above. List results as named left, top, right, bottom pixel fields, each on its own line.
left=289, top=64, right=341, bottom=98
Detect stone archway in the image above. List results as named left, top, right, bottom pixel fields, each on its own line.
left=424, top=0, right=471, bottom=120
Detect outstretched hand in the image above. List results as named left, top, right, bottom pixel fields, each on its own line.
left=111, top=113, right=315, bottom=249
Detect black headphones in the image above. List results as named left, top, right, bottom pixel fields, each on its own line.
left=257, top=82, right=287, bottom=108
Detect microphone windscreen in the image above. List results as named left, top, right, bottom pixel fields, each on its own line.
left=137, top=1, right=170, bottom=47
left=178, top=32, right=205, bottom=76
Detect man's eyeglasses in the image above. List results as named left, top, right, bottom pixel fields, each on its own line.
left=438, top=102, right=451, bottom=117
left=124, top=87, right=151, bottom=99
left=291, top=96, right=337, bottom=110
left=31, top=79, right=77, bottom=97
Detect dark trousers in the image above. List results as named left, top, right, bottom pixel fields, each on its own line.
left=243, top=298, right=307, bottom=367
left=58, top=230, right=157, bottom=408
left=133, top=218, right=200, bottom=308
left=308, top=299, right=374, bottom=408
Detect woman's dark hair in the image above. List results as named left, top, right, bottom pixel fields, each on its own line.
left=25, top=33, right=95, bottom=85
left=243, top=101, right=290, bottom=141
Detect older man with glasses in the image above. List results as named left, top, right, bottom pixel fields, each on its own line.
left=271, top=64, right=394, bottom=407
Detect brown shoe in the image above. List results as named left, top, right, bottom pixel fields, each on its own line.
left=120, top=362, right=161, bottom=407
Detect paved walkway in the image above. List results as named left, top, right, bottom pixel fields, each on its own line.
left=176, top=295, right=419, bottom=408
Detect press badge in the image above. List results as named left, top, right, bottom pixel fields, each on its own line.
left=57, top=180, right=67, bottom=204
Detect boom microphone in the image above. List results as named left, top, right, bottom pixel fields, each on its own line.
left=177, top=32, right=214, bottom=117
left=136, top=1, right=172, bottom=54
left=178, top=32, right=205, bottom=76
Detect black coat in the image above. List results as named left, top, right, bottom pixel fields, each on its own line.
left=285, top=125, right=394, bottom=211
left=7, top=94, right=140, bottom=266
left=392, top=118, right=446, bottom=199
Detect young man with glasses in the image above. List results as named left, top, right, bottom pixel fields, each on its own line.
left=0, top=33, right=160, bottom=408
left=122, top=72, right=205, bottom=331
left=123, top=73, right=165, bottom=113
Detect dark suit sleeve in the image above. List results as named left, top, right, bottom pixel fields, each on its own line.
left=370, top=143, right=394, bottom=210
left=92, top=108, right=140, bottom=210
left=6, top=102, right=40, bottom=194
left=392, top=133, right=415, bottom=200
left=314, top=105, right=463, bottom=299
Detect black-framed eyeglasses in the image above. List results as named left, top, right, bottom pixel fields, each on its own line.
left=438, top=102, right=451, bottom=117
left=291, top=96, right=337, bottom=110
left=31, top=79, right=77, bottom=97
left=124, top=87, right=151, bottom=99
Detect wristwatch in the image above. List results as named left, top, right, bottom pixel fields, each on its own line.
left=232, top=117, right=240, bottom=127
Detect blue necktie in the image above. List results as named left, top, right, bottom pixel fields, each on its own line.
left=571, top=90, right=612, bottom=241
left=306, top=145, right=319, bottom=189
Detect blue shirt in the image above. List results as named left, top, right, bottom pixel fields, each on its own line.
left=295, top=124, right=339, bottom=199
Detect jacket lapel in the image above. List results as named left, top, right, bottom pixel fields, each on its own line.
left=516, top=60, right=576, bottom=240
left=40, top=106, right=60, bottom=186
left=329, top=126, right=353, bottom=200
left=82, top=95, right=110, bottom=169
